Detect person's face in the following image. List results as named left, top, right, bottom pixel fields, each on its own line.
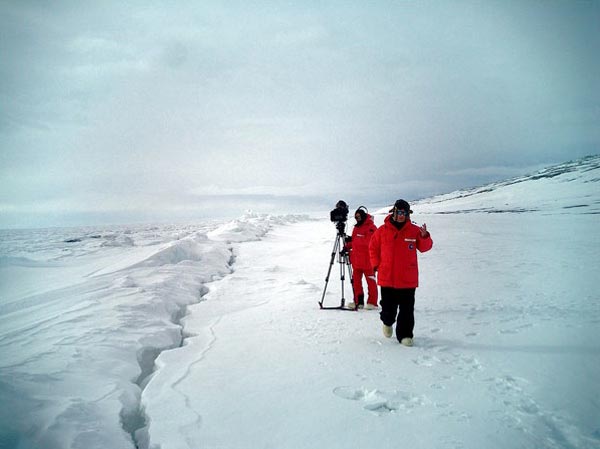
left=355, top=214, right=362, bottom=222
left=393, top=209, right=408, bottom=222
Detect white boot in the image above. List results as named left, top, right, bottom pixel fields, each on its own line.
left=400, top=337, right=413, bottom=347
left=383, top=325, right=393, bottom=338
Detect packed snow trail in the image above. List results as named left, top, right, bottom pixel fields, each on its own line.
left=141, top=213, right=600, bottom=449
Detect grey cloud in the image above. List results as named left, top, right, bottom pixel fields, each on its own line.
left=1, top=1, right=598, bottom=228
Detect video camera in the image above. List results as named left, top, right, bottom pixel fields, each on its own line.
left=330, top=200, right=349, bottom=223
left=330, top=200, right=349, bottom=235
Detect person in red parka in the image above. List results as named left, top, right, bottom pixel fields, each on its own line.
left=345, top=207, right=378, bottom=310
left=369, top=199, right=432, bottom=346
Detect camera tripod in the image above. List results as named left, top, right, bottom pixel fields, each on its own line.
left=319, top=222, right=356, bottom=310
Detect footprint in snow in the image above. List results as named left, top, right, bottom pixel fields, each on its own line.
left=333, top=386, right=427, bottom=415
left=499, top=323, right=534, bottom=334
left=264, top=265, right=283, bottom=273
left=412, top=354, right=441, bottom=367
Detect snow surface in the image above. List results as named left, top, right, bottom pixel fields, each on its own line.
left=1, top=156, right=599, bottom=449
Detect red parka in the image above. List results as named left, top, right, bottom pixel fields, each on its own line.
left=369, top=215, right=433, bottom=289
left=348, top=214, right=377, bottom=271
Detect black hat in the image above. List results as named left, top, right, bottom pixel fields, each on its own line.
left=389, top=199, right=413, bottom=214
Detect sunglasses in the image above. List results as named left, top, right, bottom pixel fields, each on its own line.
left=394, top=209, right=409, bottom=217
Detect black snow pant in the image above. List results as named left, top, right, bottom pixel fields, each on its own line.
left=380, top=287, right=416, bottom=342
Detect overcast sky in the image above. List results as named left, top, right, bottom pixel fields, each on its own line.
left=1, top=1, right=599, bottom=228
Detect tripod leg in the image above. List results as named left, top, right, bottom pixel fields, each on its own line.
left=347, top=256, right=357, bottom=310
left=340, top=247, right=357, bottom=310
left=339, top=235, right=346, bottom=308
left=319, top=237, right=340, bottom=307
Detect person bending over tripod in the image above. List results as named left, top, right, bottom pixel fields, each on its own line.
left=369, top=199, right=433, bottom=346
left=345, top=207, right=378, bottom=310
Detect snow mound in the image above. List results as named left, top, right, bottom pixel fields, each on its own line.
left=100, top=234, right=135, bottom=247
left=208, top=211, right=310, bottom=242
left=128, top=235, right=211, bottom=268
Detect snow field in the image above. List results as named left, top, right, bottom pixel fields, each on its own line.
left=141, top=213, right=600, bottom=449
